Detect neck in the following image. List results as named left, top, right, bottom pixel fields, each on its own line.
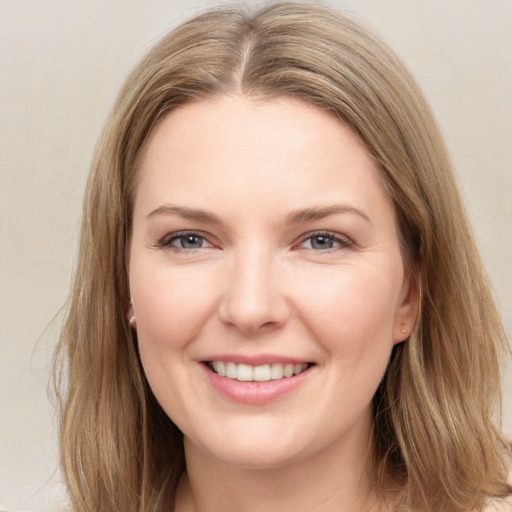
left=174, top=417, right=386, bottom=512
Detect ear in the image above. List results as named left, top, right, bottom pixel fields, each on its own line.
left=393, top=266, right=420, bottom=344
left=128, top=301, right=137, bottom=329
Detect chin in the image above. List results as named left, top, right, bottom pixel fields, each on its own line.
left=212, top=444, right=304, bottom=471
left=185, top=426, right=311, bottom=471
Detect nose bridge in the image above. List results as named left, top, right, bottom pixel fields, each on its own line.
left=219, top=240, right=288, bottom=333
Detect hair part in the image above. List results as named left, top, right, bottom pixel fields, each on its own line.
left=54, top=3, right=511, bottom=511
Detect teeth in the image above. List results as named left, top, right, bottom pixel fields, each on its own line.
left=283, top=363, right=294, bottom=377
left=237, top=363, right=253, bottom=381
left=212, top=361, right=225, bottom=377
left=226, top=362, right=237, bottom=379
left=270, top=363, right=284, bottom=380
left=210, top=361, right=308, bottom=381
left=253, top=364, right=271, bottom=381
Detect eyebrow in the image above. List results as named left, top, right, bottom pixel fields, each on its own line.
left=147, top=203, right=371, bottom=225
left=285, top=204, right=371, bottom=225
left=146, top=204, right=222, bottom=223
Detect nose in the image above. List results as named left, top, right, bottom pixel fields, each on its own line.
left=218, top=245, right=290, bottom=335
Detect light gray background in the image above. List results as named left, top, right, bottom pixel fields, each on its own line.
left=0, top=1, right=510, bottom=510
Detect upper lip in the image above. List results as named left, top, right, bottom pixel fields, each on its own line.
left=200, top=353, right=313, bottom=366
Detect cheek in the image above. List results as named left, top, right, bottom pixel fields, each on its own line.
left=293, top=264, right=401, bottom=354
left=130, top=264, right=220, bottom=418
left=130, top=263, right=219, bottom=351
left=293, top=266, right=401, bottom=419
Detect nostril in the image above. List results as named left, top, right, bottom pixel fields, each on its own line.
left=218, top=272, right=290, bottom=333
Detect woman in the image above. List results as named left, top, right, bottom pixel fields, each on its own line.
left=54, top=2, right=512, bottom=511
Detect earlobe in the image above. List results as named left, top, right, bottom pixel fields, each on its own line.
left=393, top=267, right=420, bottom=344
left=128, top=301, right=137, bottom=329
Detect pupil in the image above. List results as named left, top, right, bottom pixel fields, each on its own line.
left=312, top=235, right=333, bottom=250
left=182, top=235, right=201, bottom=248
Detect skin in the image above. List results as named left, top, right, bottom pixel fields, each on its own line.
left=128, top=95, right=418, bottom=512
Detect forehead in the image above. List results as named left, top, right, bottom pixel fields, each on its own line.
left=134, top=95, right=394, bottom=223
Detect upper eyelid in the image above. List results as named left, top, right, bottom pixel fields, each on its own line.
left=297, top=230, right=352, bottom=245
left=156, top=229, right=352, bottom=249
left=160, top=230, right=212, bottom=247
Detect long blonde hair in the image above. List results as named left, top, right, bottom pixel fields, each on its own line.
left=54, top=3, right=511, bottom=511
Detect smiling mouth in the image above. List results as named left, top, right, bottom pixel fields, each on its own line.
left=206, top=361, right=314, bottom=382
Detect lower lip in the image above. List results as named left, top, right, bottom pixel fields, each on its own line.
left=201, top=364, right=312, bottom=405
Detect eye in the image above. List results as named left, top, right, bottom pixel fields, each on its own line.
left=299, top=232, right=352, bottom=251
left=161, top=231, right=213, bottom=251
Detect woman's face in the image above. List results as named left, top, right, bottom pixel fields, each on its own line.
left=129, top=95, right=417, bottom=469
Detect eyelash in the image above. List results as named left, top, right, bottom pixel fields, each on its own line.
left=297, top=231, right=353, bottom=252
left=158, top=230, right=352, bottom=253
left=159, top=230, right=213, bottom=252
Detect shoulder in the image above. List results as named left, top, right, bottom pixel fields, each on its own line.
left=484, top=457, right=512, bottom=512
left=485, top=496, right=512, bottom=512
left=485, top=464, right=512, bottom=511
